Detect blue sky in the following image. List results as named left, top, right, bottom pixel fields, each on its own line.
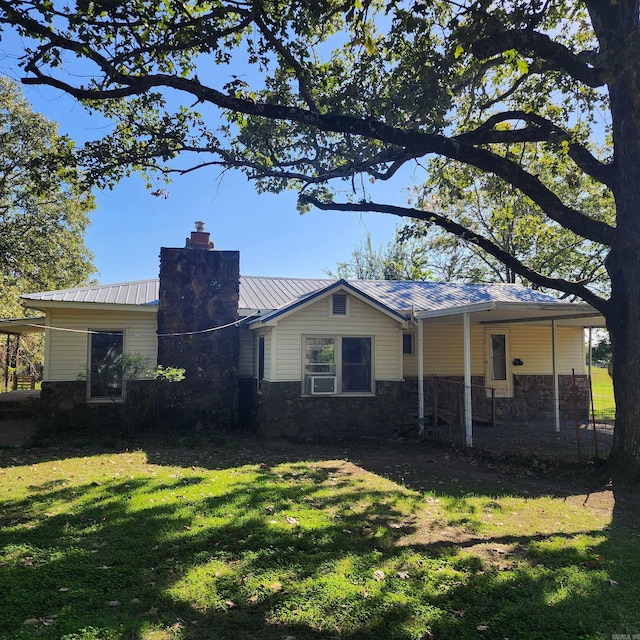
left=0, top=34, right=410, bottom=287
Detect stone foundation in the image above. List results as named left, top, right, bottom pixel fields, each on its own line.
left=255, top=374, right=591, bottom=440
left=41, top=372, right=592, bottom=437
left=40, top=379, right=157, bottom=433
left=41, top=381, right=87, bottom=414
left=404, top=374, right=590, bottom=424
left=238, top=377, right=259, bottom=428
left=257, top=380, right=413, bottom=439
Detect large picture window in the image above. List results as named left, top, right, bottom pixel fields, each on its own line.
left=304, top=336, right=372, bottom=395
left=89, top=330, right=124, bottom=399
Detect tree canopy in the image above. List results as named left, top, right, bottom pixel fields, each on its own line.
left=0, top=76, right=95, bottom=320
left=0, top=75, right=95, bottom=377
left=401, top=142, right=613, bottom=293
left=328, top=231, right=432, bottom=281
left=3, top=0, right=640, bottom=471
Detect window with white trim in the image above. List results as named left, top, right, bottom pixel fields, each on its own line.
left=89, top=330, right=124, bottom=399
left=484, top=328, right=513, bottom=397
left=304, top=336, right=372, bottom=395
left=402, top=332, right=414, bottom=355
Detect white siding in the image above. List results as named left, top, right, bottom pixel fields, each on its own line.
left=402, top=322, right=585, bottom=377
left=272, top=293, right=403, bottom=382
left=238, top=326, right=254, bottom=377
left=45, top=308, right=158, bottom=382
left=262, top=328, right=273, bottom=381
left=511, top=325, right=585, bottom=375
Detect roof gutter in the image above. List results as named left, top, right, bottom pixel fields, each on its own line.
left=21, top=299, right=159, bottom=313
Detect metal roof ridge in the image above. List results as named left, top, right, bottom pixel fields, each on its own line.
left=240, top=274, right=334, bottom=281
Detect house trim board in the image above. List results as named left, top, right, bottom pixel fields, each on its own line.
left=256, top=280, right=408, bottom=327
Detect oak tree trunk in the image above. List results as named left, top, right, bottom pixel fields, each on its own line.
left=600, top=0, right=640, bottom=474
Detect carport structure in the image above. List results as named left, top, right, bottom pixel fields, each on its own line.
left=0, top=317, right=45, bottom=392
left=414, top=300, right=607, bottom=447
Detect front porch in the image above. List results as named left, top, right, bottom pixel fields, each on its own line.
left=413, top=300, right=607, bottom=448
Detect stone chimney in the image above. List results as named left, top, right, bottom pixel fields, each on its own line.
left=157, top=222, right=240, bottom=428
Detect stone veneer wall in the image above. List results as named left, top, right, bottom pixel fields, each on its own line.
left=41, top=381, right=87, bottom=415
left=157, top=247, right=240, bottom=429
left=238, top=378, right=259, bottom=428
left=40, top=380, right=157, bottom=432
left=404, top=374, right=590, bottom=424
left=257, top=380, right=413, bottom=439
left=254, top=374, right=591, bottom=440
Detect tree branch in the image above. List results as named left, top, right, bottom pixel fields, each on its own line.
left=176, top=142, right=418, bottom=183
left=471, top=29, right=606, bottom=87
left=19, top=66, right=618, bottom=246
left=302, top=195, right=610, bottom=313
left=455, top=111, right=615, bottom=187
left=4, top=2, right=618, bottom=247
left=253, top=12, right=320, bottom=114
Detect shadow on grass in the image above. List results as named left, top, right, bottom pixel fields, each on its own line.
left=0, top=437, right=637, bottom=639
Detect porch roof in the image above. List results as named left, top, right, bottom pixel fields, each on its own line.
left=415, top=300, right=606, bottom=327
left=0, top=317, right=46, bottom=335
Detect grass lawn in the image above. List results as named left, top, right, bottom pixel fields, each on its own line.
left=1, top=438, right=639, bottom=639
left=590, top=367, right=615, bottom=421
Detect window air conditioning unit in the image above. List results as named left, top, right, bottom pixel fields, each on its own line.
left=310, top=376, right=337, bottom=395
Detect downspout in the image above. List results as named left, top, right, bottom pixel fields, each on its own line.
left=552, top=319, right=560, bottom=432
left=463, top=313, right=473, bottom=447
left=417, top=317, right=424, bottom=435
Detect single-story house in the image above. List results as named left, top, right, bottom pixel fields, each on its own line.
left=1, top=224, right=606, bottom=442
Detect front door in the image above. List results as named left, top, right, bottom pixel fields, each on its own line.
left=485, top=329, right=512, bottom=397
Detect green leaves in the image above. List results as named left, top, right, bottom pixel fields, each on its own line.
left=405, top=144, right=613, bottom=293
left=0, top=1, right=616, bottom=298
left=0, top=77, right=95, bottom=308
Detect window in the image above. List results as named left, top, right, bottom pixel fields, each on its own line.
left=305, top=337, right=336, bottom=375
left=89, top=330, right=124, bottom=399
left=490, top=334, right=507, bottom=381
left=484, top=329, right=512, bottom=397
left=402, top=332, right=414, bottom=355
left=304, top=336, right=372, bottom=395
left=341, top=337, right=371, bottom=392
left=332, top=293, right=347, bottom=316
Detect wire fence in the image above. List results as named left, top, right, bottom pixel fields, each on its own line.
left=416, top=375, right=614, bottom=461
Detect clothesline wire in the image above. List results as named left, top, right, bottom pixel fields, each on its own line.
left=1, top=311, right=260, bottom=337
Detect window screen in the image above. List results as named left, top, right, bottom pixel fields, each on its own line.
left=90, top=330, right=124, bottom=398
left=341, top=337, right=372, bottom=392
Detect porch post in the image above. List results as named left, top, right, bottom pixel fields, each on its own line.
left=463, top=312, right=473, bottom=447
left=552, top=319, right=560, bottom=432
left=417, top=318, right=424, bottom=435
left=3, top=333, right=9, bottom=393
